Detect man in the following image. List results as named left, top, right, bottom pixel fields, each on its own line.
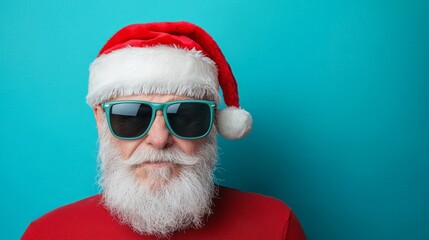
left=22, top=21, right=306, bottom=239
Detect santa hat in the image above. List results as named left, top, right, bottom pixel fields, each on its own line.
left=87, top=21, right=252, bottom=140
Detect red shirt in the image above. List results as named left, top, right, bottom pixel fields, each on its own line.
left=22, top=186, right=306, bottom=239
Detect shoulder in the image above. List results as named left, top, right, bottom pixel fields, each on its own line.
left=216, top=186, right=292, bottom=216
left=29, top=194, right=104, bottom=223
left=207, top=186, right=306, bottom=239
left=21, top=195, right=115, bottom=240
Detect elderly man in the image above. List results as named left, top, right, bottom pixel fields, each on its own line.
left=22, top=21, right=306, bottom=239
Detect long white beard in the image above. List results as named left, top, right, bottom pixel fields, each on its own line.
left=97, top=118, right=218, bottom=237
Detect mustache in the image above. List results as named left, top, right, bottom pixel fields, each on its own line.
left=123, top=147, right=201, bottom=167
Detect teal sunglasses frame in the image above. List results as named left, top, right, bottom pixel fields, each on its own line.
left=102, top=100, right=216, bottom=140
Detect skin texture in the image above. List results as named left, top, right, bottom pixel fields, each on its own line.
left=94, top=94, right=208, bottom=183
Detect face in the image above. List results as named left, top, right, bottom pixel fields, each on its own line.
left=94, top=94, right=209, bottom=187
left=94, top=94, right=218, bottom=236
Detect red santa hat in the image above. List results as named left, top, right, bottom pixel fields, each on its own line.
left=87, top=21, right=252, bottom=140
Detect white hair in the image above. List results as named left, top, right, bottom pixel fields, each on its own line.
left=96, top=115, right=218, bottom=237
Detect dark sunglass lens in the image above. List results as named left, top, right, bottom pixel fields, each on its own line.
left=166, top=102, right=211, bottom=138
left=109, top=103, right=152, bottom=138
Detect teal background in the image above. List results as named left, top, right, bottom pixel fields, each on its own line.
left=1, top=0, right=428, bottom=239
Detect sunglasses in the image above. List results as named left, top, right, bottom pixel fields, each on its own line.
left=102, top=100, right=216, bottom=140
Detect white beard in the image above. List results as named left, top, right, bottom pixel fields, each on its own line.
left=97, top=118, right=218, bottom=237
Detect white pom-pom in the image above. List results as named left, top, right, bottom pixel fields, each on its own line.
left=216, top=107, right=253, bottom=140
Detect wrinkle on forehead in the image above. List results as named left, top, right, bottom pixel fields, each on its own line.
left=108, top=94, right=200, bottom=103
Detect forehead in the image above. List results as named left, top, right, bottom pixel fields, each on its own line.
left=110, top=94, right=196, bottom=102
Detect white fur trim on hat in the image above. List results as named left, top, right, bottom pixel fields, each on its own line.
left=86, top=45, right=219, bottom=107
left=216, top=107, right=253, bottom=140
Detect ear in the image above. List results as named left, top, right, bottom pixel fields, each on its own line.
left=93, top=105, right=104, bottom=131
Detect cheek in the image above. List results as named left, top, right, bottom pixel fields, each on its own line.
left=111, top=136, right=143, bottom=159
left=174, top=138, right=204, bottom=155
left=111, top=135, right=204, bottom=159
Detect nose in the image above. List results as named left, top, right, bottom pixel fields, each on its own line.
left=145, top=110, right=173, bottom=149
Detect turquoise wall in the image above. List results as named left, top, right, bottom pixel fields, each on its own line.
left=1, top=0, right=428, bottom=239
